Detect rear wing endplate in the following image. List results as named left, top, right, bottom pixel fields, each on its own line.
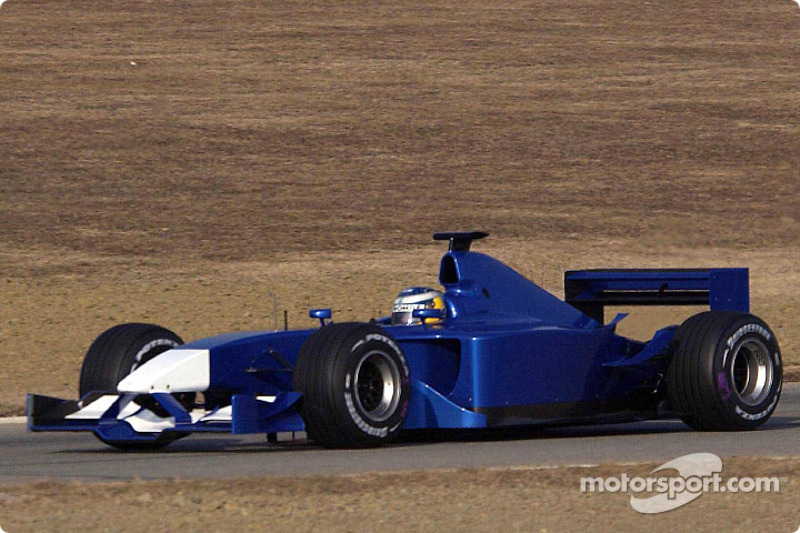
left=564, top=268, right=749, bottom=324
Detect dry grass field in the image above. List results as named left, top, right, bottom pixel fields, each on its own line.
left=2, top=0, right=800, bottom=259
left=1, top=0, right=800, bottom=528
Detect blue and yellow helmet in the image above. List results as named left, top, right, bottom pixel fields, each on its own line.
left=391, top=287, right=446, bottom=325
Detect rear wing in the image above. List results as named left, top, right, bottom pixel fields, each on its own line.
left=564, top=268, right=749, bottom=324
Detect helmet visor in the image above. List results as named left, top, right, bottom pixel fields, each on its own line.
left=391, top=311, right=416, bottom=325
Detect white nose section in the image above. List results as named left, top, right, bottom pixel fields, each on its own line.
left=117, top=349, right=211, bottom=393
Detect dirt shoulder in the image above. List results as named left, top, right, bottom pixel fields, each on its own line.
left=0, top=456, right=797, bottom=532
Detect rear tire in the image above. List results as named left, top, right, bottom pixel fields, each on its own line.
left=666, top=311, right=782, bottom=431
left=79, top=323, right=188, bottom=450
left=293, top=323, right=410, bottom=448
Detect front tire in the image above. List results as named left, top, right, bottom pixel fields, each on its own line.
left=293, top=323, right=410, bottom=448
left=666, top=311, right=782, bottom=431
left=79, top=323, right=188, bottom=450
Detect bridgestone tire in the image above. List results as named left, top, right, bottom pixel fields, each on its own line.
left=79, top=323, right=188, bottom=450
left=293, top=323, right=410, bottom=448
left=666, top=311, right=782, bottom=431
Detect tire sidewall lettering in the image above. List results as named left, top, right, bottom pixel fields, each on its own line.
left=343, top=390, right=389, bottom=438
left=717, top=322, right=780, bottom=421
left=296, top=323, right=410, bottom=447
left=342, top=336, right=409, bottom=438
left=725, top=323, right=770, bottom=351
left=131, top=338, right=180, bottom=372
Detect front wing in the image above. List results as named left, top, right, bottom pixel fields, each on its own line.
left=28, top=392, right=306, bottom=443
left=27, top=380, right=487, bottom=443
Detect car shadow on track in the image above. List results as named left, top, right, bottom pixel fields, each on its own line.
left=399, top=414, right=800, bottom=445
left=56, top=414, right=800, bottom=454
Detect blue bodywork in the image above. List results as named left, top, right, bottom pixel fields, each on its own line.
left=28, top=233, right=751, bottom=443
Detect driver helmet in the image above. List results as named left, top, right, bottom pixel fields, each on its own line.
left=391, top=287, right=446, bottom=325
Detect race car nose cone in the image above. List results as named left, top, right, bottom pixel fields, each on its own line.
left=117, top=349, right=210, bottom=393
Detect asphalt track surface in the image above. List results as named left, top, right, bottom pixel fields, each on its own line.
left=2, top=384, right=799, bottom=483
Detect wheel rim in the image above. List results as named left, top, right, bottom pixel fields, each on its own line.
left=353, top=350, right=401, bottom=423
left=729, top=338, right=774, bottom=406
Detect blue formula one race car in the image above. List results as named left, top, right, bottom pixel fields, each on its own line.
left=28, top=232, right=783, bottom=449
